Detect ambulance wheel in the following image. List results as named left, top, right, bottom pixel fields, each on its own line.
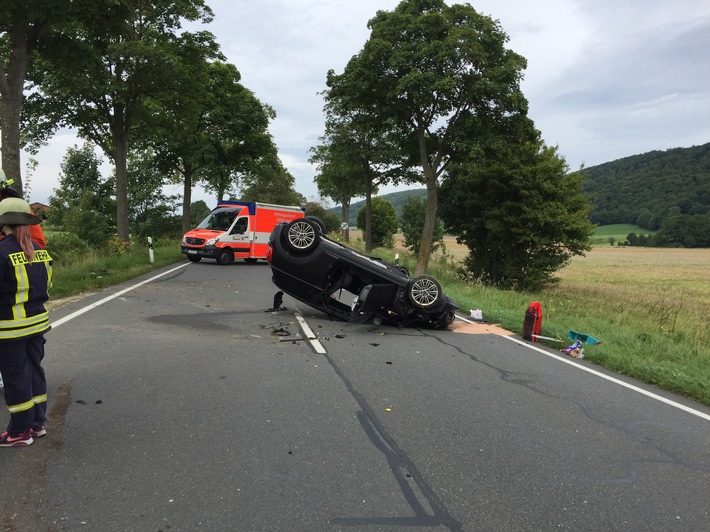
left=216, top=249, right=233, bottom=265
left=187, top=255, right=202, bottom=263
left=408, top=275, right=441, bottom=308
left=286, top=219, right=320, bottom=253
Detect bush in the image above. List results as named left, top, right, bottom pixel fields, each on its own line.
left=44, top=231, right=90, bottom=261
left=356, top=197, right=397, bottom=248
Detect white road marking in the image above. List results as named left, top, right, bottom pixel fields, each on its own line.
left=294, top=313, right=327, bottom=354
left=503, top=334, right=710, bottom=422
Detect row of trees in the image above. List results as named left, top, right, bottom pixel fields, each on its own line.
left=311, top=0, right=593, bottom=290
left=1, top=0, right=302, bottom=241
left=625, top=213, right=710, bottom=248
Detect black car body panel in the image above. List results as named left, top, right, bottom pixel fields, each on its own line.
left=267, top=218, right=458, bottom=329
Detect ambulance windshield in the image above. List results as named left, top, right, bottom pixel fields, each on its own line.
left=197, top=208, right=240, bottom=231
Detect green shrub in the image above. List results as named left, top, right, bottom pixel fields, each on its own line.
left=44, top=231, right=90, bottom=261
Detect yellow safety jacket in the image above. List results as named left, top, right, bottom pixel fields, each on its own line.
left=0, top=235, right=52, bottom=341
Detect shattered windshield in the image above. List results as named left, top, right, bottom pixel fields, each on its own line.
left=197, top=208, right=239, bottom=231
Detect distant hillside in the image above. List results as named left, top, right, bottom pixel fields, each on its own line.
left=331, top=189, right=427, bottom=226
left=582, top=143, right=710, bottom=229
left=329, top=143, right=710, bottom=230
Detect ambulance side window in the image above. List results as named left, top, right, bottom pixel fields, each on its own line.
left=232, top=218, right=248, bottom=234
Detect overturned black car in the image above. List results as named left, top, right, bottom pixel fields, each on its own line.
left=267, top=217, right=459, bottom=329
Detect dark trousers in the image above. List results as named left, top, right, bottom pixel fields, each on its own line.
left=0, top=335, right=47, bottom=435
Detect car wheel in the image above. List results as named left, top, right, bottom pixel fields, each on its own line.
left=408, top=275, right=441, bottom=308
left=305, top=216, right=326, bottom=234
left=399, top=266, right=409, bottom=277
left=216, top=249, right=233, bottom=265
left=187, top=255, right=202, bottom=263
left=286, top=219, right=320, bottom=252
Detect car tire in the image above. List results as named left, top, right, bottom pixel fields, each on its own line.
left=408, top=275, right=442, bottom=308
left=216, top=249, right=233, bottom=265
left=305, top=216, right=326, bottom=234
left=285, top=218, right=320, bottom=253
left=187, top=255, right=202, bottom=263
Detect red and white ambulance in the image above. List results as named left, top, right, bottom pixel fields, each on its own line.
left=181, top=201, right=304, bottom=265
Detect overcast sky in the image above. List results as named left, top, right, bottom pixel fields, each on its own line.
left=22, top=0, right=710, bottom=206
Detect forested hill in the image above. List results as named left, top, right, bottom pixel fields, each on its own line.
left=338, top=189, right=427, bottom=226
left=582, top=142, right=710, bottom=228
left=337, top=143, right=710, bottom=230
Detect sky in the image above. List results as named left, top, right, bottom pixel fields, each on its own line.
left=19, top=0, right=710, bottom=207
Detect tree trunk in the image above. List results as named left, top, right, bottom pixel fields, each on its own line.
left=415, top=125, right=438, bottom=275
left=415, top=174, right=437, bottom=275
left=0, top=94, right=23, bottom=192
left=113, top=133, right=130, bottom=241
left=0, top=13, right=37, bottom=194
left=364, top=178, right=374, bottom=253
left=182, top=163, right=193, bottom=234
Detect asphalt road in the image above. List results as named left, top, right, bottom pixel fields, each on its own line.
left=1, top=260, right=709, bottom=531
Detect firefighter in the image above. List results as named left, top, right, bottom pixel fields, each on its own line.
left=0, top=198, right=52, bottom=447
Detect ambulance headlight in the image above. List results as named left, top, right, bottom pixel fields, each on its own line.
left=206, top=238, right=217, bottom=246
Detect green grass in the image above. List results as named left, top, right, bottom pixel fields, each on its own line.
left=48, top=238, right=185, bottom=300
left=590, top=224, right=653, bottom=245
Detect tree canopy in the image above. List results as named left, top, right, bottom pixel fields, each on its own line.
left=324, top=0, right=528, bottom=273
left=439, top=123, right=594, bottom=291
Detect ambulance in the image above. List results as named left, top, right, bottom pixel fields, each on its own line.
left=181, top=201, right=305, bottom=265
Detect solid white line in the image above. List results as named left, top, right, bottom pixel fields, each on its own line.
left=294, top=313, right=327, bottom=354
left=50, top=263, right=190, bottom=330
left=503, top=335, right=710, bottom=422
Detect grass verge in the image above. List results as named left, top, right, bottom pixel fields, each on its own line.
left=48, top=239, right=185, bottom=301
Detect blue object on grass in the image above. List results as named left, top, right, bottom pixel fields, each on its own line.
left=567, top=330, right=601, bottom=345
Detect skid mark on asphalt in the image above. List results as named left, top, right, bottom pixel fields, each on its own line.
left=317, top=349, right=462, bottom=530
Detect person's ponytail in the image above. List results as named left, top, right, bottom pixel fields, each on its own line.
left=14, top=225, right=35, bottom=262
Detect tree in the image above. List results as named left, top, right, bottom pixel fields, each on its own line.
left=126, top=148, right=181, bottom=238
left=144, top=59, right=277, bottom=233
left=356, top=196, right=398, bottom=248
left=304, top=201, right=340, bottom=233
left=27, top=0, right=215, bottom=241
left=238, top=155, right=304, bottom=205
left=48, top=143, right=116, bottom=246
left=310, top=130, right=369, bottom=242
left=439, top=130, right=594, bottom=291
left=400, top=194, right=445, bottom=256
left=318, top=100, right=407, bottom=252
left=330, top=0, right=527, bottom=274
left=0, top=1, right=82, bottom=192
left=190, top=200, right=211, bottom=227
